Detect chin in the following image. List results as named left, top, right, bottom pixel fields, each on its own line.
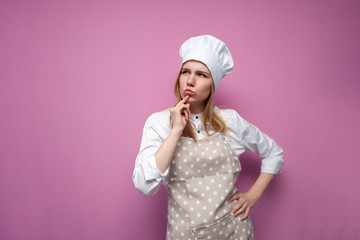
left=182, top=94, right=192, bottom=99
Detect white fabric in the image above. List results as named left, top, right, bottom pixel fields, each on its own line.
left=179, top=35, right=234, bottom=90
left=133, top=107, right=284, bottom=196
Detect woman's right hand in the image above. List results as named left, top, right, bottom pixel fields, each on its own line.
left=170, top=95, right=191, bottom=133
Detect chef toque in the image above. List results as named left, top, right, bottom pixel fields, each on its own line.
left=179, top=35, right=234, bottom=90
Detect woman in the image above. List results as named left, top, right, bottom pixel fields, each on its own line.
left=133, top=35, right=284, bottom=240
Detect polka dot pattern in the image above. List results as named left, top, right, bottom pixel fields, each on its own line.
left=167, top=133, right=253, bottom=239
left=167, top=213, right=254, bottom=240
left=170, top=134, right=241, bottom=182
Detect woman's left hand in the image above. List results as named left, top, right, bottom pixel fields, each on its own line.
left=228, top=191, right=260, bottom=220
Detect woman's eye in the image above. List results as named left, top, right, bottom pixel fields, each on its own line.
left=199, top=73, right=207, bottom=77
left=181, top=70, right=188, bottom=74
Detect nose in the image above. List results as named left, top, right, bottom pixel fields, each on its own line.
left=187, top=73, right=195, bottom=86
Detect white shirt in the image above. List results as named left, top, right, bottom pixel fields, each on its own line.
left=133, top=106, right=284, bottom=196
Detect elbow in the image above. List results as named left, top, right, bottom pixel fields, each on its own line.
left=272, top=149, right=284, bottom=173
left=278, top=148, right=284, bottom=165
left=261, top=151, right=284, bottom=175
left=133, top=171, right=161, bottom=196
left=275, top=151, right=285, bottom=173
left=271, top=145, right=284, bottom=164
left=134, top=182, right=159, bottom=196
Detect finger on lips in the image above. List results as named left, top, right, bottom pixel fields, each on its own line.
left=181, top=95, right=190, bottom=103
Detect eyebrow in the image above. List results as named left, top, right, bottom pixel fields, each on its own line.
left=182, top=68, right=210, bottom=77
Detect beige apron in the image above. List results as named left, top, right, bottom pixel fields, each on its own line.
left=166, top=133, right=254, bottom=240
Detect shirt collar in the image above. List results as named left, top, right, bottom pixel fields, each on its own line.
left=190, top=111, right=203, bottom=121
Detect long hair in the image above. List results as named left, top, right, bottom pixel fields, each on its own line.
left=172, top=67, right=227, bottom=141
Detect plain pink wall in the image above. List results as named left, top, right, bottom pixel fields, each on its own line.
left=1, top=0, right=359, bottom=239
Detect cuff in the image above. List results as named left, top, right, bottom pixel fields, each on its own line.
left=260, top=155, right=284, bottom=174
left=141, top=154, right=170, bottom=182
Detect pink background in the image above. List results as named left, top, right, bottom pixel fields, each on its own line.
left=1, top=0, right=359, bottom=239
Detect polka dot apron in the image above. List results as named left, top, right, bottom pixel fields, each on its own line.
left=167, top=133, right=254, bottom=240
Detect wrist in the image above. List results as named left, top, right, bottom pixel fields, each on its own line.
left=247, top=189, right=262, bottom=202
left=170, top=128, right=183, bottom=138
left=247, top=173, right=275, bottom=201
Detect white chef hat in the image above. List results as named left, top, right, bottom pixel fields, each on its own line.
left=179, top=35, right=234, bottom=90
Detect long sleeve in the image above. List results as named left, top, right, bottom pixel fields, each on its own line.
left=133, top=111, right=171, bottom=195
left=133, top=108, right=284, bottom=196
left=220, top=108, right=284, bottom=174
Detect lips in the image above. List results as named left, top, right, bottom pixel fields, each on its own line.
left=184, top=89, right=194, bottom=95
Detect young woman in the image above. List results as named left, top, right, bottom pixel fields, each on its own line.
left=133, top=35, right=284, bottom=240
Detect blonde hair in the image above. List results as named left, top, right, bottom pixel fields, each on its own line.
left=172, top=68, right=227, bottom=141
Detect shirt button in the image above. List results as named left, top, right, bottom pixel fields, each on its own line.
left=196, top=116, right=199, bottom=119
left=197, top=130, right=200, bottom=133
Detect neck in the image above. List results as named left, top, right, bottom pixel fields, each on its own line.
left=190, top=102, right=205, bottom=114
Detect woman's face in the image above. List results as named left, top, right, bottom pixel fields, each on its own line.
left=179, top=60, right=213, bottom=106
